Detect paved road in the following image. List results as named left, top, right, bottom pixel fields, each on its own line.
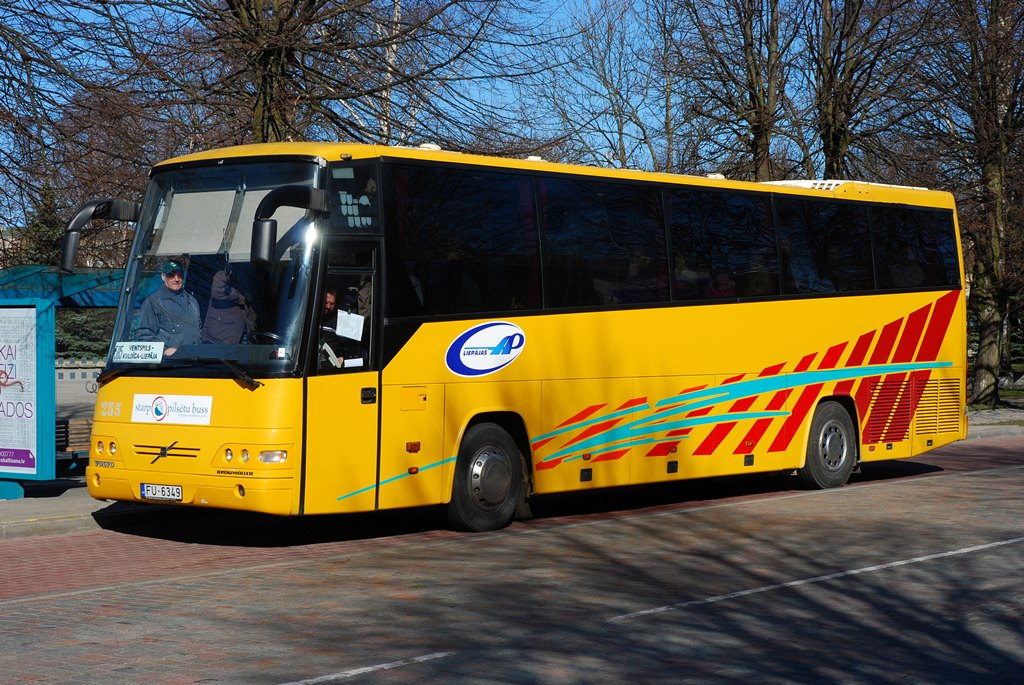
left=2, top=436, right=1022, bottom=684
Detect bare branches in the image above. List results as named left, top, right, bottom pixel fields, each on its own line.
left=0, top=0, right=1022, bottom=391
left=0, top=0, right=565, bottom=260
left=905, top=0, right=1024, bottom=405
left=802, top=0, right=934, bottom=179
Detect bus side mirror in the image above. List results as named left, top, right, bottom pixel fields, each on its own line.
left=60, top=198, right=141, bottom=272
left=251, top=219, right=278, bottom=267
left=251, top=186, right=328, bottom=267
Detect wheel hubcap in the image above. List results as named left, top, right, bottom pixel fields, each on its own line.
left=819, top=421, right=847, bottom=472
left=469, top=447, right=512, bottom=511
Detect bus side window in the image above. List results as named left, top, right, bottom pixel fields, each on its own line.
left=385, top=163, right=541, bottom=317
left=870, top=206, right=959, bottom=290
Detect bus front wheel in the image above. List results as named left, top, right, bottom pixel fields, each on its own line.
left=797, top=401, right=856, bottom=489
left=446, top=423, right=525, bottom=532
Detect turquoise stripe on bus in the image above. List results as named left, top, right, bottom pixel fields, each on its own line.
left=336, top=456, right=457, bottom=502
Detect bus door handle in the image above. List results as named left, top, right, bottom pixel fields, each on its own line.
left=361, top=387, right=377, bottom=404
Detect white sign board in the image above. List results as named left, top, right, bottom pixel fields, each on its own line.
left=113, top=341, right=164, bottom=363
left=132, top=394, right=213, bottom=425
left=0, top=308, right=38, bottom=475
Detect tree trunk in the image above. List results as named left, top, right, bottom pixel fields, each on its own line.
left=971, top=274, right=1002, bottom=407
left=969, top=152, right=1009, bottom=407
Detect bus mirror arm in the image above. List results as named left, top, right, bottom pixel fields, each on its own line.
left=59, top=198, right=141, bottom=272
left=60, top=230, right=81, bottom=273
left=251, top=186, right=328, bottom=267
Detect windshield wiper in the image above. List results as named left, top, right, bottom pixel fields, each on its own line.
left=99, top=358, right=262, bottom=390
left=185, top=357, right=264, bottom=390
left=98, top=362, right=191, bottom=384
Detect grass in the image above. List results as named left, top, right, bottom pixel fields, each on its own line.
left=967, top=389, right=1024, bottom=412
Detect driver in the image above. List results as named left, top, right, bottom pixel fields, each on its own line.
left=137, top=259, right=202, bottom=356
left=319, top=289, right=345, bottom=360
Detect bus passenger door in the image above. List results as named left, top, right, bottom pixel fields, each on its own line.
left=303, top=242, right=380, bottom=515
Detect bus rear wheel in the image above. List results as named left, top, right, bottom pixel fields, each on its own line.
left=446, top=423, right=525, bottom=532
left=797, top=401, right=856, bottom=489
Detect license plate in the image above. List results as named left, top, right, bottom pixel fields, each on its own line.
left=140, top=483, right=183, bottom=501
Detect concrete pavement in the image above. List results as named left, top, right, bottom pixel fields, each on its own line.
left=4, top=444, right=1020, bottom=685
left=0, top=478, right=181, bottom=540
left=963, top=403, right=1024, bottom=440
left=2, top=405, right=1023, bottom=540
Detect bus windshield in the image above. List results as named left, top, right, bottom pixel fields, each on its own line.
left=105, top=160, right=321, bottom=379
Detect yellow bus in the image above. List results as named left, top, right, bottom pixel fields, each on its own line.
left=62, top=142, right=967, bottom=531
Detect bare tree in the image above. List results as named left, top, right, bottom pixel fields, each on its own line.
left=635, top=0, right=708, bottom=172
left=912, top=0, right=1024, bottom=406
left=528, top=0, right=717, bottom=172
left=0, top=2, right=155, bottom=266
left=682, top=0, right=799, bottom=180
left=0, top=0, right=564, bottom=269
left=799, top=0, right=928, bottom=179
left=95, top=0, right=559, bottom=147
left=533, top=0, right=659, bottom=168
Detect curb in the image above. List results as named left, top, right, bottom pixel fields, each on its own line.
left=0, top=481, right=180, bottom=540
left=0, top=510, right=102, bottom=540
left=965, top=424, right=1024, bottom=441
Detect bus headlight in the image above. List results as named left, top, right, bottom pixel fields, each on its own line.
left=240, top=449, right=250, bottom=463
left=224, top=448, right=233, bottom=462
left=96, top=441, right=105, bottom=455
left=258, top=450, right=288, bottom=464
left=109, top=441, right=117, bottom=456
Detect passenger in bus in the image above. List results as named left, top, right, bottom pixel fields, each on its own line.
left=426, top=252, right=480, bottom=313
left=354, top=275, right=371, bottom=317
left=673, top=255, right=702, bottom=299
left=740, top=252, right=778, bottom=296
left=891, top=243, right=925, bottom=288
left=780, top=238, right=836, bottom=294
left=703, top=270, right=736, bottom=298
left=137, top=259, right=202, bottom=357
left=200, top=269, right=256, bottom=344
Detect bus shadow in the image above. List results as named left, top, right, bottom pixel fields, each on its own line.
left=92, top=502, right=450, bottom=547
left=526, top=460, right=944, bottom=523
left=21, top=477, right=89, bottom=498
left=91, top=460, right=945, bottom=546
left=852, top=459, right=943, bottom=483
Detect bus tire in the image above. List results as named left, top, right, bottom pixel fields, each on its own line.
left=797, top=401, right=856, bottom=489
left=446, top=423, right=524, bottom=532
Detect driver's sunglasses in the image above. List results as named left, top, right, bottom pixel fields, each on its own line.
left=166, top=271, right=183, bottom=279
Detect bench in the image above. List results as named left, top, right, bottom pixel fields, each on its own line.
left=55, top=418, right=92, bottom=474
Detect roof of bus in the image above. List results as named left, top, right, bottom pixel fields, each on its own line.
left=156, top=142, right=956, bottom=209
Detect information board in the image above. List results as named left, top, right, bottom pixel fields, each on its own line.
left=0, top=301, right=56, bottom=484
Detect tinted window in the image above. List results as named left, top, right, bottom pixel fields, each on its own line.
left=775, top=197, right=873, bottom=294
left=669, top=190, right=779, bottom=300
left=870, top=206, right=960, bottom=289
left=383, top=164, right=541, bottom=316
left=538, top=177, right=668, bottom=308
